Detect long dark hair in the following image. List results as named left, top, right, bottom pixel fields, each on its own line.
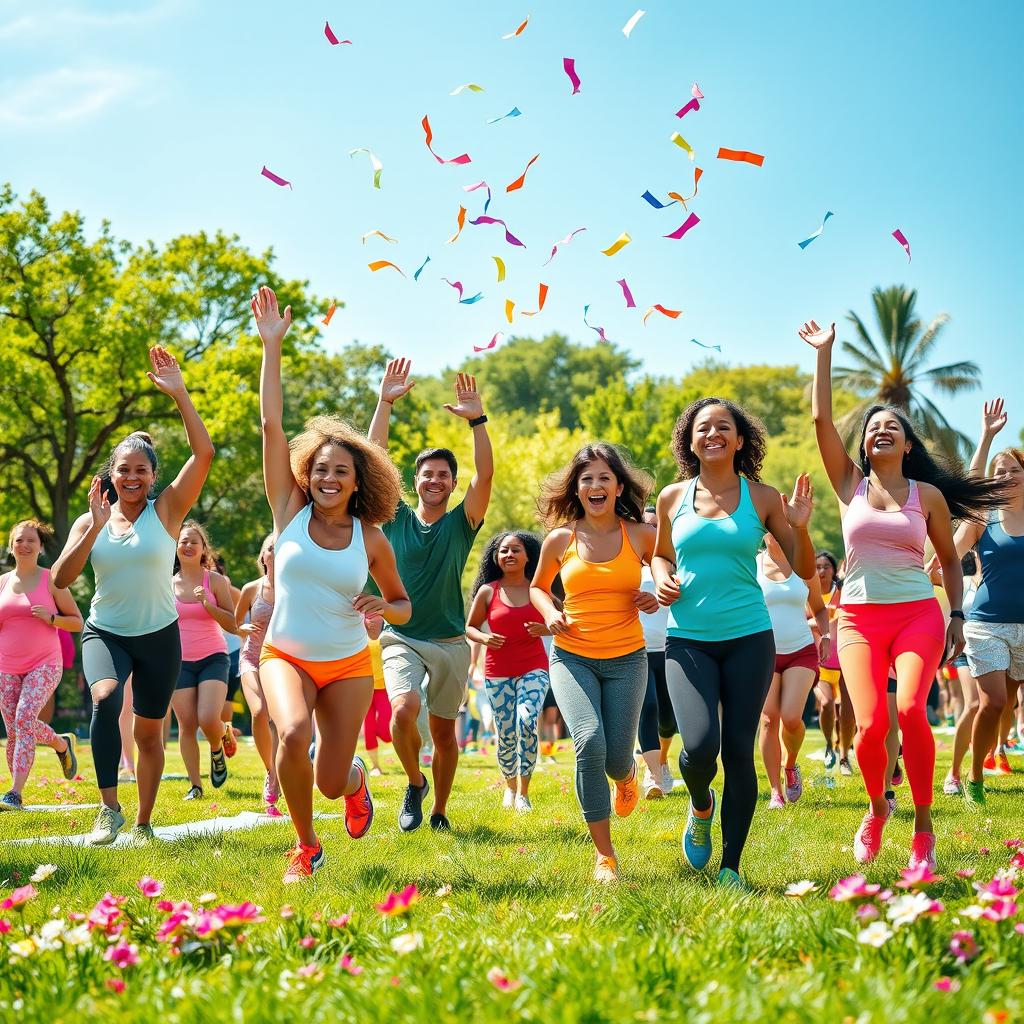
left=671, top=397, right=768, bottom=480
left=537, top=442, right=653, bottom=529
left=471, top=531, right=542, bottom=597
left=858, top=405, right=1008, bottom=523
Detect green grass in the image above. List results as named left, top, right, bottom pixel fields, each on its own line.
left=0, top=733, right=1022, bottom=1022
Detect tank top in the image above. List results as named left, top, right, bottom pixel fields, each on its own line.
left=969, top=513, right=1024, bottom=624
left=0, top=569, right=61, bottom=674
left=757, top=555, right=813, bottom=655
left=484, top=585, right=549, bottom=678
left=840, top=478, right=933, bottom=605
left=239, top=583, right=274, bottom=673
left=555, top=520, right=645, bottom=659
left=667, top=477, right=770, bottom=642
left=175, top=570, right=228, bottom=661
left=639, top=565, right=668, bottom=652
left=820, top=588, right=841, bottom=669
left=265, top=504, right=370, bottom=661
left=89, top=500, right=178, bottom=635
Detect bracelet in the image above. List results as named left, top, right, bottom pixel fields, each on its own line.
left=468, top=414, right=488, bottom=428
left=949, top=609, right=965, bottom=621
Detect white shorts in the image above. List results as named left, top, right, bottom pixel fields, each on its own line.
left=964, top=620, right=1024, bottom=680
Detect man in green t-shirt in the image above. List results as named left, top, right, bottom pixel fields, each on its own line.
left=368, top=358, right=493, bottom=833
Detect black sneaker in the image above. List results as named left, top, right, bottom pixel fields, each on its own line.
left=184, top=784, right=204, bottom=801
left=0, top=790, right=23, bottom=811
left=398, top=776, right=429, bottom=832
left=429, top=813, right=451, bottom=832
left=210, top=747, right=228, bottom=789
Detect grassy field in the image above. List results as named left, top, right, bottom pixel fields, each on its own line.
left=0, top=732, right=1022, bottom=1023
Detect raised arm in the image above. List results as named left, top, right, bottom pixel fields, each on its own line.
left=762, top=476, right=817, bottom=580
left=799, top=319, right=861, bottom=503
left=51, top=478, right=110, bottom=588
left=368, top=358, right=416, bottom=450
left=151, top=346, right=216, bottom=534
left=530, top=530, right=571, bottom=636
left=969, top=398, right=1007, bottom=477
left=444, top=373, right=492, bottom=528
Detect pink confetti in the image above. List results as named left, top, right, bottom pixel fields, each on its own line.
left=474, top=331, right=503, bottom=353
left=563, top=57, right=581, bottom=95
left=463, top=180, right=492, bottom=213
left=616, top=278, right=636, bottom=308
left=692, top=82, right=704, bottom=99
left=422, top=115, right=472, bottom=165
left=583, top=304, right=610, bottom=343
left=469, top=215, right=526, bottom=247
left=544, top=227, right=586, bottom=265
left=260, top=165, right=292, bottom=189
left=324, top=21, right=351, bottom=45
left=676, top=98, right=700, bottom=118
left=892, top=228, right=912, bottom=261
left=664, top=212, right=700, bottom=239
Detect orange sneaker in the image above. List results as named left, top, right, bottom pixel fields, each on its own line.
left=344, top=756, right=374, bottom=839
left=282, top=841, right=324, bottom=884
left=984, top=751, right=997, bottom=772
left=613, top=760, right=639, bottom=818
left=996, top=749, right=1013, bottom=775
left=222, top=723, right=237, bottom=759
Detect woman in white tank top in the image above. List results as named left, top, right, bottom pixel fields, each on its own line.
left=253, top=286, right=411, bottom=884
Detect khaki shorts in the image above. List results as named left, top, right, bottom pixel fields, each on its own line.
left=379, top=632, right=471, bottom=721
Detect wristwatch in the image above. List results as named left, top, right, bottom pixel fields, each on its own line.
left=468, top=414, right=488, bottom=428
left=949, top=609, right=965, bottom=621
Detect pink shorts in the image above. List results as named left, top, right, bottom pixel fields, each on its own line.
left=775, top=642, right=819, bottom=677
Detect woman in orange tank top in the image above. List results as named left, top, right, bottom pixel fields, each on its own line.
left=531, top=443, right=658, bottom=883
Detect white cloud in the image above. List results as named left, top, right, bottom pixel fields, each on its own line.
left=0, top=0, right=185, bottom=41
left=0, top=67, right=151, bottom=125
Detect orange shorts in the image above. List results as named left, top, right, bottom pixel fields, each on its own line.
left=259, top=643, right=373, bottom=690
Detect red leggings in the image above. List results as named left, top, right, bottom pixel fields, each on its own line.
left=838, top=599, right=944, bottom=806
left=363, top=688, right=392, bottom=751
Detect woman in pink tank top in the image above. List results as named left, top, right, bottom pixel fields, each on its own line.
left=801, top=317, right=1008, bottom=872
left=0, top=520, right=83, bottom=810
left=170, top=520, right=237, bottom=800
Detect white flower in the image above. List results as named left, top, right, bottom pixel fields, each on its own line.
left=63, top=925, right=91, bottom=948
left=198, top=892, right=217, bottom=904
left=959, top=904, right=988, bottom=920
left=8, top=938, right=37, bottom=959
left=30, top=865, right=57, bottom=883
left=856, top=922, right=893, bottom=947
left=390, top=931, right=424, bottom=955
left=39, top=919, right=66, bottom=942
left=886, top=892, right=934, bottom=928
left=170, top=986, right=186, bottom=1000
left=435, top=884, right=452, bottom=897
left=785, top=880, right=819, bottom=898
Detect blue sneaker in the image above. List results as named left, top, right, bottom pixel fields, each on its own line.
left=717, top=867, right=749, bottom=891
left=682, top=790, right=716, bottom=870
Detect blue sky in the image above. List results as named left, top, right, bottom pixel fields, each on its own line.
left=3, top=0, right=1022, bottom=444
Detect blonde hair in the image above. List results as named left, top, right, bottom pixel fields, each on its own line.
left=176, top=519, right=218, bottom=571
left=7, top=519, right=54, bottom=552
left=288, top=416, right=401, bottom=526
left=990, top=447, right=1024, bottom=475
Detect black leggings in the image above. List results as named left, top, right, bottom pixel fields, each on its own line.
left=665, top=630, right=775, bottom=873
left=637, top=650, right=678, bottom=752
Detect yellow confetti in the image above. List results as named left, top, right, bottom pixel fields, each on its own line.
left=670, top=132, right=695, bottom=160
left=450, top=83, right=485, bottom=95
left=601, top=231, right=632, bottom=257
left=493, top=256, right=506, bottom=282
left=505, top=299, right=515, bottom=323
left=361, top=229, right=397, bottom=244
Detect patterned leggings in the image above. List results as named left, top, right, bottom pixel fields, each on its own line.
left=484, top=670, right=549, bottom=779
left=0, top=663, right=62, bottom=780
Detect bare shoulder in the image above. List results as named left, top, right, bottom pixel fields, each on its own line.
left=915, top=480, right=948, bottom=512
left=747, top=479, right=782, bottom=519
left=542, top=525, right=574, bottom=557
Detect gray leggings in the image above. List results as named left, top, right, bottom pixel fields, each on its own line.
left=548, top=646, right=647, bottom=823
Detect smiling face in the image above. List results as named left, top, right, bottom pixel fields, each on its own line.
left=576, top=458, right=623, bottom=518
left=691, top=404, right=742, bottom=468
left=414, top=458, right=456, bottom=510
left=177, top=527, right=206, bottom=566
left=496, top=534, right=527, bottom=575
left=309, top=443, right=359, bottom=512
left=992, top=452, right=1024, bottom=504
left=110, top=450, right=156, bottom=507
left=816, top=555, right=836, bottom=591
left=9, top=525, right=42, bottom=563
left=863, top=409, right=910, bottom=462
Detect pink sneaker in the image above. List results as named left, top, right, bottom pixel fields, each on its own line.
left=265, top=803, right=284, bottom=818
left=908, top=831, right=937, bottom=871
left=784, top=764, right=803, bottom=803
left=767, top=791, right=786, bottom=810
left=853, top=810, right=888, bottom=864
left=263, top=771, right=280, bottom=805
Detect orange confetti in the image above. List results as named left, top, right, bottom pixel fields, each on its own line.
left=520, top=283, right=548, bottom=317
left=717, top=148, right=764, bottom=167
left=505, top=299, right=515, bottom=323
left=668, top=167, right=703, bottom=209
left=642, top=304, right=682, bottom=325
left=446, top=206, right=467, bottom=244
left=502, top=15, right=529, bottom=39
left=506, top=154, right=539, bottom=193
left=321, top=302, right=337, bottom=326
left=368, top=260, right=406, bottom=277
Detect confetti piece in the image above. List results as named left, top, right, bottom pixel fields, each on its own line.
left=892, top=228, right=912, bottom=261
left=668, top=167, right=703, bottom=209
left=583, top=304, right=610, bottom=343
left=692, top=82, right=704, bottom=99
left=442, top=278, right=483, bottom=304
left=616, top=279, right=636, bottom=308
left=470, top=215, right=526, bottom=247
left=446, top=206, right=467, bottom=244
left=691, top=338, right=721, bottom=351
left=601, top=231, right=631, bottom=256
left=718, top=147, right=764, bottom=166
left=260, top=165, right=292, bottom=189
left=622, top=9, right=646, bottom=37
left=676, top=98, right=700, bottom=118
left=450, top=83, right=485, bottom=95
left=544, top=227, right=586, bottom=265
left=361, top=229, right=397, bottom=245
left=798, top=211, right=834, bottom=250
left=641, top=190, right=678, bottom=210
left=422, top=115, right=472, bottom=165
left=368, top=260, right=405, bottom=277
left=493, top=256, right=506, bottom=282
left=413, top=256, right=431, bottom=281
left=506, top=153, right=540, bottom=192
left=563, top=57, right=581, bottom=95
left=474, top=332, right=503, bottom=353
left=670, top=132, right=695, bottom=160
left=505, top=299, right=515, bottom=323
left=520, top=283, right=548, bottom=316
left=642, top=304, right=682, bottom=325
left=321, top=302, right=337, bottom=326
left=486, top=106, right=523, bottom=124
left=664, top=213, right=700, bottom=240
left=463, top=180, right=493, bottom=214
left=324, top=21, right=351, bottom=45
left=348, top=148, right=383, bottom=189
left=502, top=15, right=529, bottom=39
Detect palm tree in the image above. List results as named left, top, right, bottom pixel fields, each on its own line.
left=833, top=285, right=980, bottom=459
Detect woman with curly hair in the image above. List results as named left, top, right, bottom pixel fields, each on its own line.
left=252, top=286, right=411, bottom=883
left=466, top=531, right=551, bottom=812
left=801, top=320, right=1007, bottom=870
left=530, top=443, right=659, bottom=882
left=652, top=397, right=815, bottom=889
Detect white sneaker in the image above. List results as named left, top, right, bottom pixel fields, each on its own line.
left=642, top=767, right=665, bottom=800
left=502, top=788, right=515, bottom=810
left=659, top=764, right=675, bottom=793
left=515, top=794, right=533, bottom=813
left=942, top=772, right=962, bottom=796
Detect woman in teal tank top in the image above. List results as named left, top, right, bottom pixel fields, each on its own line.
left=651, top=397, right=817, bottom=888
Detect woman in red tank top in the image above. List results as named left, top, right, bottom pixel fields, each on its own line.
left=466, top=532, right=551, bottom=812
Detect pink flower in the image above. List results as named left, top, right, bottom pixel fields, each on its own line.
left=296, top=964, right=320, bottom=978
left=375, top=884, right=420, bottom=916
left=214, top=903, right=264, bottom=928
left=956, top=869, right=977, bottom=878
left=829, top=875, right=881, bottom=902
left=1004, top=839, right=1023, bottom=849
left=487, top=967, right=523, bottom=992
left=87, top=893, right=126, bottom=934
left=300, top=936, right=316, bottom=949
left=339, top=954, right=364, bottom=976
left=105, top=978, right=126, bottom=994
left=980, top=847, right=991, bottom=856
left=156, top=912, right=192, bottom=944
left=193, top=911, right=224, bottom=938
left=0, top=919, right=10, bottom=934
left=329, top=914, right=351, bottom=928
left=855, top=904, right=880, bottom=922
left=104, top=940, right=140, bottom=969
left=137, top=877, right=163, bottom=899
left=1015, top=923, right=1024, bottom=935
left=1, top=884, right=38, bottom=910
left=280, top=905, right=295, bottom=919
left=1010, top=852, right=1024, bottom=869
left=897, top=864, right=942, bottom=889
left=950, top=930, right=978, bottom=963
left=978, top=878, right=1019, bottom=902
left=933, top=977, right=961, bottom=993
left=981, top=899, right=1018, bottom=922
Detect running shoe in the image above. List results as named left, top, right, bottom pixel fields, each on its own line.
left=184, top=784, right=203, bottom=801
left=118, top=766, right=136, bottom=784
left=983, top=751, right=997, bottom=772
left=963, top=779, right=986, bottom=809
left=659, top=763, right=675, bottom=794
left=908, top=831, right=937, bottom=871
left=515, top=794, right=533, bottom=813
left=682, top=790, right=717, bottom=871
left=885, top=790, right=897, bottom=816
left=891, top=759, right=903, bottom=787
left=943, top=772, right=962, bottom=796
left=265, top=803, right=283, bottom=818
left=263, top=771, right=280, bottom=806
left=853, top=810, right=888, bottom=864
left=369, top=767, right=383, bottom=777
left=55, top=733, right=78, bottom=780
left=767, top=791, right=786, bottom=810
left=823, top=747, right=837, bottom=770
left=996, top=749, right=1012, bottom=775
left=86, top=804, right=125, bottom=847
left=0, top=790, right=23, bottom=811
left=716, top=868, right=749, bottom=892
left=594, top=853, right=619, bottom=883
left=126, top=823, right=155, bottom=846
left=642, top=766, right=665, bottom=800
left=210, top=747, right=228, bottom=788
left=308, top=737, right=316, bottom=763
left=784, top=764, right=803, bottom=803
left=344, top=756, right=373, bottom=839
left=502, top=788, right=515, bottom=810
left=429, top=813, right=451, bottom=832
left=398, top=776, right=430, bottom=832
left=613, top=761, right=640, bottom=817
left=839, top=756, right=853, bottom=777
left=282, top=841, right=324, bottom=884
left=222, top=723, right=237, bottom=759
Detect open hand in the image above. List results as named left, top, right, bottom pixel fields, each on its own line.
left=525, top=621, right=549, bottom=638
left=250, top=285, right=292, bottom=348
left=797, top=319, right=836, bottom=351
left=783, top=474, right=814, bottom=529
left=87, top=476, right=111, bottom=530
left=443, top=372, right=483, bottom=420
left=146, top=346, right=186, bottom=398
left=982, top=397, right=1007, bottom=438
left=380, top=358, right=416, bottom=405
